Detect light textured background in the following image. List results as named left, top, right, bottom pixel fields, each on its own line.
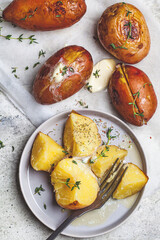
left=0, top=0, right=160, bottom=239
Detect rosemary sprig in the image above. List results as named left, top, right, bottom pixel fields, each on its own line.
left=90, top=146, right=109, bottom=164
left=110, top=5, right=133, bottom=50
left=0, top=27, right=38, bottom=44
left=106, top=128, right=116, bottom=145
left=58, top=178, right=81, bottom=191
left=34, top=185, right=45, bottom=195
left=128, top=83, right=152, bottom=118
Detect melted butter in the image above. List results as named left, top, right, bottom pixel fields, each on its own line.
left=51, top=62, right=65, bottom=83
left=72, top=199, right=118, bottom=226
left=87, top=59, right=116, bottom=93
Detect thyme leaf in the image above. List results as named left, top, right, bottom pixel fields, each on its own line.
left=34, top=185, right=45, bottom=195
left=33, top=62, right=40, bottom=68
left=0, top=140, right=5, bottom=149
left=39, top=49, right=46, bottom=59
left=62, top=150, right=69, bottom=155
left=72, top=160, right=77, bottom=165
left=128, top=83, right=152, bottom=118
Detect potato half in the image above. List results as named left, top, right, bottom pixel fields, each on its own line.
left=97, top=3, right=150, bottom=64
left=31, top=132, right=65, bottom=172
left=113, top=163, right=148, bottom=199
left=3, top=0, right=86, bottom=31
left=51, top=158, right=99, bottom=209
left=90, top=145, right=128, bottom=178
left=33, top=45, right=93, bottom=104
left=63, top=112, right=101, bottom=157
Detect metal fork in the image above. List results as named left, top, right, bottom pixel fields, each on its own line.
left=46, top=159, right=128, bottom=240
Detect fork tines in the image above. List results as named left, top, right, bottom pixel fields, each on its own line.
left=98, top=159, right=128, bottom=207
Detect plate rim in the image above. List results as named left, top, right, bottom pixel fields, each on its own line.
left=19, top=109, right=147, bottom=238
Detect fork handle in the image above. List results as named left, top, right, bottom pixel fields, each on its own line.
left=46, top=211, right=79, bottom=240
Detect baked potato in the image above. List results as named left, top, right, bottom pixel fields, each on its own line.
left=51, top=158, right=99, bottom=209
left=31, top=132, right=65, bottom=172
left=3, top=0, right=86, bottom=31
left=90, top=145, right=128, bottom=178
left=113, top=163, right=148, bottom=199
left=109, top=64, right=157, bottom=126
left=63, top=111, right=101, bottom=157
left=97, top=3, right=150, bottom=64
left=33, top=45, right=93, bottom=104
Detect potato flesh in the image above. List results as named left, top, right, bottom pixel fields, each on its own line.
left=113, top=163, right=148, bottom=199
left=51, top=159, right=99, bottom=209
left=31, top=132, right=65, bottom=172
left=63, top=112, right=101, bottom=157
left=91, top=145, right=128, bottom=178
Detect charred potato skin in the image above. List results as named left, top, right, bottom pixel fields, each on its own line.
left=3, top=0, right=86, bottom=31
left=109, top=64, right=157, bottom=126
left=97, top=3, right=150, bottom=64
left=33, top=45, right=93, bottom=104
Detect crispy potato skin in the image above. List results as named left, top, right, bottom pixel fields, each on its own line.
left=97, top=3, right=150, bottom=64
left=109, top=64, right=157, bottom=126
left=3, top=0, right=86, bottom=31
left=33, top=45, right=93, bottom=104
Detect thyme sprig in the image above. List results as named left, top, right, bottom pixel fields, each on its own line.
left=39, top=49, right=46, bottom=58
left=0, top=140, right=5, bottom=149
left=0, top=27, right=38, bottom=44
left=90, top=146, right=109, bottom=164
left=58, top=178, right=81, bottom=191
left=11, top=67, right=20, bottom=79
left=128, top=83, right=152, bottom=118
left=34, top=185, right=45, bottom=195
left=93, top=69, right=100, bottom=78
left=20, top=7, right=38, bottom=21
left=106, top=128, right=116, bottom=145
left=110, top=5, right=133, bottom=50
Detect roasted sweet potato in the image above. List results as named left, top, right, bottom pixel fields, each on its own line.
left=109, top=64, right=157, bottom=126
left=33, top=45, right=93, bottom=104
left=3, top=0, right=86, bottom=31
left=97, top=3, right=150, bottom=64
left=51, top=158, right=99, bottom=209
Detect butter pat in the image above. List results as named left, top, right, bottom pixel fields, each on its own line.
left=51, top=62, right=65, bottom=83
left=87, top=59, right=116, bottom=93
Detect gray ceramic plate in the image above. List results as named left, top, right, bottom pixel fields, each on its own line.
left=19, top=110, right=147, bottom=238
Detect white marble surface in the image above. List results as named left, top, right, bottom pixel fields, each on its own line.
left=0, top=0, right=160, bottom=239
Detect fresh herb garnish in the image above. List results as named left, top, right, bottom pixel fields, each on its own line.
left=106, top=128, right=116, bottom=145
left=12, top=146, right=14, bottom=152
left=56, top=15, right=61, bottom=18
left=62, top=150, right=69, bottom=155
left=0, top=141, right=5, bottom=149
left=61, top=66, right=74, bottom=76
left=128, top=83, right=152, bottom=118
left=44, top=203, right=47, bottom=210
left=90, top=146, right=109, bottom=164
left=33, top=62, right=40, bottom=68
left=34, top=185, right=45, bottom=195
left=39, top=49, right=46, bottom=59
left=93, top=69, right=100, bottom=78
left=110, top=6, right=133, bottom=50
left=20, top=8, right=38, bottom=21
left=56, top=178, right=81, bottom=191
left=0, top=28, right=38, bottom=44
left=72, top=160, right=77, bottom=165
left=11, top=67, right=17, bottom=73
left=25, top=66, right=29, bottom=70
left=85, top=83, right=92, bottom=92
left=77, top=100, right=88, bottom=108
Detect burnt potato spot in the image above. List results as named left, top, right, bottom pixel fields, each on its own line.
left=112, top=89, right=120, bottom=105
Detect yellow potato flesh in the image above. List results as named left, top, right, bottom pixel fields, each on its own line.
left=51, top=158, right=99, bottom=209
left=63, top=112, right=101, bottom=157
left=113, top=163, right=148, bottom=199
left=91, top=145, right=128, bottom=178
left=31, top=132, right=65, bottom=172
